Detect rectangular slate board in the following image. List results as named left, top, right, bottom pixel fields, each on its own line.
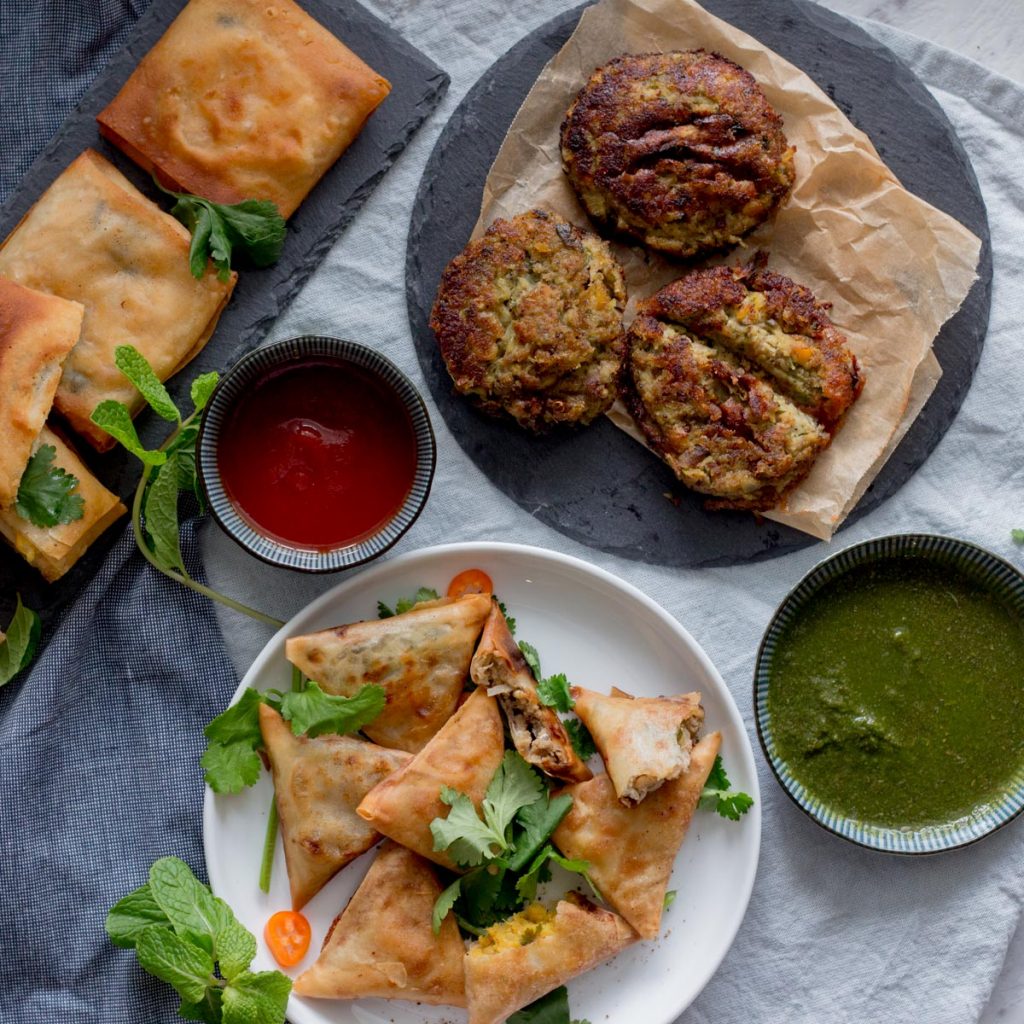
left=0, top=0, right=449, bottom=631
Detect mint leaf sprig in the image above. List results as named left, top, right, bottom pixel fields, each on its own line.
left=699, top=755, right=754, bottom=821
left=0, top=595, right=41, bottom=686
left=89, top=345, right=281, bottom=629
left=15, top=444, right=84, bottom=527
left=106, top=857, right=290, bottom=1024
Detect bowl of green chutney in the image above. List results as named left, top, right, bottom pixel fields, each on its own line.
left=755, top=534, right=1024, bottom=853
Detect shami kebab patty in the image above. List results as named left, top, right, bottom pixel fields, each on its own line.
left=561, top=51, right=796, bottom=259
left=625, top=255, right=863, bottom=511
left=431, top=209, right=627, bottom=431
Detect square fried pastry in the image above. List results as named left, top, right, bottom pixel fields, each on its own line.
left=97, top=0, right=392, bottom=218
left=0, top=150, right=236, bottom=450
left=0, top=278, right=83, bottom=508
left=0, top=427, right=126, bottom=581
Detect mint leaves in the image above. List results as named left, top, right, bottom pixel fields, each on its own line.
left=15, top=444, right=84, bottom=527
left=0, top=595, right=41, bottom=686
left=201, top=684, right=386, bottom=794
left=699, top=756, right=754, bottom=821
left=377, top=587, right=440, bottom=618
left=106, top=857, right=289, bottom=1024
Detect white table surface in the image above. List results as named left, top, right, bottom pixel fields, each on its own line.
left=815, top=3, right=1024, bottom=1019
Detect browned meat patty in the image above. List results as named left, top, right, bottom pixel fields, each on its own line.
left=625, top=256, right=863, bottom=511
left=561, top=51, right=796, bottom=259
left=430, top=209, right=627, bottom=432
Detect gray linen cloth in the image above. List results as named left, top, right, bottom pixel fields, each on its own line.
left=2, top=0, right=1023, bottom=1021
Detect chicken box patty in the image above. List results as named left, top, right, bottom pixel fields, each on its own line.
left=430, top=209, right=627, bottom=432
left=560, top=51, right=795, bottom=259
left=624, top=255, right=865, bottom=511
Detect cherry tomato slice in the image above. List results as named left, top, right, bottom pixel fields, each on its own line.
left=265, top=909, right=311, bottom=968
left=447, top=568, right=494, bottom=598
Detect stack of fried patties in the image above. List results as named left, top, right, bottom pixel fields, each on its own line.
left=431, top=51, right=863, bottom=513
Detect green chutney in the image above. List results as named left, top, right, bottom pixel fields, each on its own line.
left=767, top=557, right=1024, bottom=829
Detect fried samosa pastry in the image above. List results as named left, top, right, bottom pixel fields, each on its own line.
left=97, top=0, right=391, bottom=218
left=293, top=841, right=466, bottom=1006
left=464, top=895, right=638, bottom=1024
left=259, top=705, right=411, bottom=910
left=0, top=278, right=83, bottom=508
left=573, top=686, right=704, bottom=805
left=551, top=732, right=722, bottom=939
left=356, top=688, right=504, bottom=870
left=0, top=150, right=235, bottom=450
left=285, top=592, right=491, bottom=753
left=471, top=601, right=592, bottom=783
left=0, top=427, right=126, bottom=581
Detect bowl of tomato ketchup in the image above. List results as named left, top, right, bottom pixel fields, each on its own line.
left=197, top=336, right=435, bottom=571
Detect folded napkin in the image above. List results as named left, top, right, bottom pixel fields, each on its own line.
left=2, top=1, right=1023, bottom=1023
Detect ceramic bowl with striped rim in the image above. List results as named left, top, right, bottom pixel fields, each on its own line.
left=197, top=336, right=435, bottom=572
left=754, top=533, right=1024, bottom=854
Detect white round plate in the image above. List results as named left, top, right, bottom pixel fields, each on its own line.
left=204, top=541, right=760, bottom=1024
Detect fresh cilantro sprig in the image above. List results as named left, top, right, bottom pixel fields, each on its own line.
left=106, top=857, right=290, bottom=1024
left=518, top=641, right=542, bottom=678
left=699, top=756, right=754, bottom=821
left=508, top=986, right=590, bottom=1024
left=89, top=345, right=281, bottom=628
left=15, top=445, right=84, bottom=527
left=153, top=178, right=286, bottom=283
left=663, top=890, right=677, bottom=911
left=1012, top=529, right=1024, bottom=544
left=563, top=719, right=597, bottom=761
left=536, top=673, right=574, bottom=713
left=0, top=595, right=41, bottom=686
left=377, top=587, right=440, bottom=618
left=497, top=599, right=516, bottom=634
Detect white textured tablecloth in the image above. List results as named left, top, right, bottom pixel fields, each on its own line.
left=202, top=4, right=1024, bottom=1020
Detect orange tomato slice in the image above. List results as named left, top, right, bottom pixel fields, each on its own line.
left=264, top=909, right=311, bottom=968
left=447, top=568, right=494, bottom=598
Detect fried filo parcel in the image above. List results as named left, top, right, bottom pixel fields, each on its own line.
left=470, top=600, right=592, bottom=783
left=464, top=895, right=638, bottom=1024
left=258, top=705, right=411, bottom=910
left=0, top=427, right=125, bottom=581
left=552, top=732, right=722, bottom=939
left=97, top=0, right=391, bottom=218
left=293, top=841, right=466, bottom=1007
left=0, top=150, right=235, bottom=451
left=0, top=278, right=83, bottom=509
left=356, top=688, right=505, bottom=870
left=572, top=685, right=703, bottom=805
left=285, top=593, right=491, bottom=753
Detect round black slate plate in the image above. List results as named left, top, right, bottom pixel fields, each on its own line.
left=405, top=0, right=993, bottom=568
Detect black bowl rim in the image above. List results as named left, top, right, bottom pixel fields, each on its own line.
left=197, top=336, right=436, bottom=573
left=753, top=532, right=1024, bottom=856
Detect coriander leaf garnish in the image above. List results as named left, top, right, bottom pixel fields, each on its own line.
left=563, top=718, right=597, bottom=761
left=536, top=672, right=574, bottom=712
left=432, top=877, right=463, bottom=935
left=497, top=599, right=516, bottom=635
left=663, top=890, right=677, bottom=911
left=508, top=986, right=590, bottom=1024
left=515, top=845, right=593, bottom=903
left=106, top=858, right=290, bottom=1024
left=279, top=681, right=386, bottom=739
left=0, top=595, right=41, bottom=686
left=154, top=178, right=286, bottom=283
left=201, top=688, right=270, bottom=795
left=15, top=444, right=85, bottom=527
left=1013, top=529, right=1024, bottom=544
left=115, top=345, right=180, bottom=423
left=431, top=787, right=507, bottom=867
left=481, top=751, right=546, bottom=839
left=504, top=792, right=574, bottom=872
left=377, top=586, right=441, bottom=619
left=518, top=641, right=542, bottom=679
left=699, top=755, right=754, bottom=821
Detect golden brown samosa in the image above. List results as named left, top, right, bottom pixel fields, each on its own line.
left=356, top=688, right=504, bottom=870
left=258, top=705, right=411, bottom=910
left=471, top=600, right=592, bottom=783
left=464, top=895, right=637, bottom=1024
left=285, top=592, right=491, bottom=753
left=551, top=731, right=721, bottom=939
left=293, top=841, right=466, bottom=1006
left=573, top=685, right=704, bottom=805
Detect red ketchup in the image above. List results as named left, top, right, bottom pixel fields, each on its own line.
left=217, top=358, right=417, bottom=550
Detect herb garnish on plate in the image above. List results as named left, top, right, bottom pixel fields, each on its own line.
left=15, top=444, right=84, bottom=527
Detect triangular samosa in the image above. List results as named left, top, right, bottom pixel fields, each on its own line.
left=471, top=601, right=592, bottom=783
left=551, top=731, right=721, bottom=939
left=293, top=841, right=467, bottom=1006
left=573, top=685, right=704, bottom=805
left=464, top=895, right=637, bottom=1024
left=259, top=705, right=411, bottom=909
left=356, top=688, right=505, bottom=869
left=284, top=592, right=491, bottom=752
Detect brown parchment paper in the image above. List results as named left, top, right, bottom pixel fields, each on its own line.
left=473, top=0, right=981, bottom=541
